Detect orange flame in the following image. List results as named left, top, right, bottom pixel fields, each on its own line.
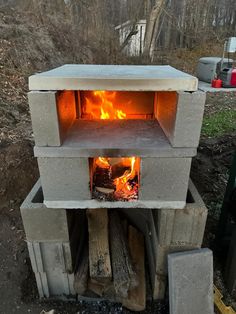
left=87, top=91, right=139, bottom=199
left=84, top=91, right=127, bottom=119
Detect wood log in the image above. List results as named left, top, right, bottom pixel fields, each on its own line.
left=88, top=279, right=105, bottom=297
left=73, top=245, right=89, bottom=295
left=87, top=208, right=112, bottom=283
left=109, top=211, right=138, bottom=298
left=122, top=225, right=146, bottom=311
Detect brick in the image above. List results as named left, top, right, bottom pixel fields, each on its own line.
left=28, top=90, right=76, bottom=146
left=20, top=180, right=69, bottom=242
left=153, top=179, right=207, bottom=246
left=156, top=91, right=205, bottom=148
left=168, top=249, right=214, bottom=314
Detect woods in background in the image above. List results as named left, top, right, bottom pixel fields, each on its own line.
left=0, top=0, right=236, bottom=68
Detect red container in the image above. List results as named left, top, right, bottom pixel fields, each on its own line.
left=230, top=69, right=236, bottom=86
left=211, top=79, right=222, bottom=88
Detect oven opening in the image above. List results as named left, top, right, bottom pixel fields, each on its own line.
left=89, top=157, right=140, bottom=201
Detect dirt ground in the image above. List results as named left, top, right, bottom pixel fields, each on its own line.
left=0, top=91, right=235, bottom=314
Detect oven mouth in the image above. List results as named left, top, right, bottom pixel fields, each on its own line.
left=89, top=157, right=140, bottom=202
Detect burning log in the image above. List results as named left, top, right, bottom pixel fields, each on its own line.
left=109, top=211, right=138, bottom=298
left=87, top=208, right=112, bottom=283
left=122, top=225, right=146, bottom=311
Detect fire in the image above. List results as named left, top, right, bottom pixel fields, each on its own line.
left=84, top=91, right=127, bottom=119
left=86, top=91, right=139, bottom=200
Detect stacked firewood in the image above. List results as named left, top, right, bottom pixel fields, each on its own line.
left=74, top=209, right=146, bottom=311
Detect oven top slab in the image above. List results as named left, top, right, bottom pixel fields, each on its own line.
left=34, top=120, right=197, bottom=158
left=29, top=64, right=198, bottom=91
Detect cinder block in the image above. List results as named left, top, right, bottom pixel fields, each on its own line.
left=153, top=179, right=207, bottom=246
left=156, top=91, right=205, bottom=148
left=37, top=157, right=91, bottom=202
left=28, top=90, right=76, bottom=146
left=140, top=157, right=191, bottom=203
left=168, top=249, right=214, bottom=314
left=27, top=241, right=75, bottom=298
left=20, top=180, right=69, bottom=242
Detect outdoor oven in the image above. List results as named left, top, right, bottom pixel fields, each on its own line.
left=20, top=65, right=208, bottom=308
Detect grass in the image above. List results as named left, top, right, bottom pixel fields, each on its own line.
left=202, top=110, right=236, bottom=137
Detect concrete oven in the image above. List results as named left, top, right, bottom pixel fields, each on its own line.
left=21, top=65, right=207, bottom=304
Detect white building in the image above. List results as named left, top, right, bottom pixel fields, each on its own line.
left=115, top=20, right=146, bottom=57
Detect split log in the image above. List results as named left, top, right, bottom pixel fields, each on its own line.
left=73, top=245, right=89, bottom=295
left=122, top=225, right=146, bottom=311
left=87, top=208, right=112, bottom=283
left=88, top=279, right=105, bottom=297
left=109, top=211, right=138, bottom=298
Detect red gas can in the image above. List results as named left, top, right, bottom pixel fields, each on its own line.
left=230, top=69, right=236, bottom=86
left=211, top=79, right=222, bottom=88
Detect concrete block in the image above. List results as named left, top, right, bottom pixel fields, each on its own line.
left=168, top=249, right=214, bottom=314
left=156, top=91, right=205, bottom=148
left=20, top=180, right=69, bottom=242
left=37, top=157, right=91, bottom=202
left=140, top=157, right=191, bottom=203
left=153, top=179, right=207, bottom=246
left=29, top=64, right=198, bottom=92
left=28, top=90, right=76, bottom=146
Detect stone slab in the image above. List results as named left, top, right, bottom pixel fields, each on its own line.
left=20, top=180, right=69, bottom=242
left=198, top=81, right=236, bottom=92
left=157, top=91, right=206, bottom=148
left=153, top=179, right=207, bottom=246
left=33, top=120, right=197, bottom=158
left=168, top=249, right=214, bottom=314
left=29, top=64, right=198, bottom=91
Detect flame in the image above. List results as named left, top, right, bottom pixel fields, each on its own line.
left=86, top=91, right=139, bottom=200
left=84, top=91, right=127, bottom=119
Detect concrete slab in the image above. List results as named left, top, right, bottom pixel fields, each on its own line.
left=33, top=119, right=197, bottom=158
left=168, top=249, right=214, bottom=314
left=198, top=81, right=236, bottom=92
left=153, top=179, right=207, bottom=246
left=20, top=180, right=69, bottom=242
left=157, top=91, right=206, bottom=148
left=29, top=64, right=198, bottom=91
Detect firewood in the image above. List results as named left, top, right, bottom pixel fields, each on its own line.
left=109, top=211, right=138, bottom=298
left=122, top=225, right=146, bottom=311
left=88, top=279, right=105, bottom=297
left=73, top=245, right=89, bottom=295
left=95, top=187, right=115, bottom=194
left=87, top=208, right=112, bottom=283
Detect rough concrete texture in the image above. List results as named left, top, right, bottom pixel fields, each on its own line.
left=168, top=249, right=214, bottom=314
left=28, top=90, right=76, bottom=147
left=225, top=227, right=236, bottom=297
left=27, top=241, right=75, bottom=298
left=20, top=180, right=69, bottom=242
left=29, top=64, right=198, bottom=91
left=37, top=157, right=91, bottom=202
left=140, top=157, right=192, bottom=202
left=153, top=179, right=208, bottom=246
left=157, top=91, right=206, bottom=148
left=37, top=157, right=191, bottom=209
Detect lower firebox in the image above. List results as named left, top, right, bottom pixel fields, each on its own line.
left=20, top=179, right=207, bottom=303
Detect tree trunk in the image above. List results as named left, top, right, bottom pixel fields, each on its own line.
left=143, top=0, right=166, bottom=59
